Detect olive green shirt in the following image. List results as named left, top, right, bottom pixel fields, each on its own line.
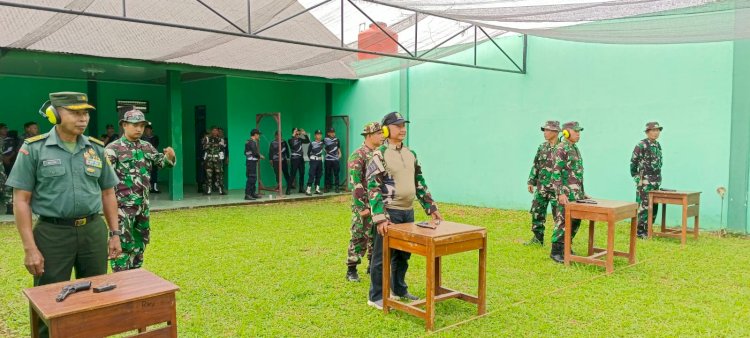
left=6, top=127, right=119, bottom=218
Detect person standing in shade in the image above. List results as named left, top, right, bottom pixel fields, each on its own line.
left=324, top=127, right=342, bottom=193
left=202, top=127, right=227, bottom=195
left=306, top=130, right=324, bottom=196
left=7, top=92, right=121, bottom=337
left=526, top=120, right=561, bottom=246
left=631, top=122, right=664, bottom=239
left=104, top=109, right=175, bottom=271
left=346, top=122, right=383, bottom=282
left=141, top=125, right=161, bottom=193
left=366, top=112, right=443, bottom=310
left=549, top=121, right=586, bottom=263
left=269, top=130, right=292, bottom=195
left=288, top=128, right=310, bottom=193
left=101, top=124, right=119, bottom=146
left=245, top=129, right=264, bottom=200
left=21, top=121, right=40, bottom=141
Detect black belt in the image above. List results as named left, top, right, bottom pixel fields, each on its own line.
left=40, top=214, right=98, bottom=227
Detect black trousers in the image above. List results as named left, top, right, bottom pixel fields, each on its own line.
left=271, top=159, right=291, bottom=187
left=149, top=167, right=158, bottom=190
left=307, top=160, right=323, bottom=187
left=370, top=208, right=414, bottom=302
left=324, top=160, right=340, bottom=189
left=289, top=157, right=305, bottom=189
left=245, top=160, right=258, bottom=196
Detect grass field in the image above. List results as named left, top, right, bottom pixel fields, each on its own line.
left=1, top=196, right=748, bottom=337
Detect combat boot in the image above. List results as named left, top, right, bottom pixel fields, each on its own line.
left=334, top=185, right=341, bottom=193
left=204, top=186, right=212, bottom=195
left=305, top=186, right=312, bottom=196
left=550, top=242, right=564, bottom=264
left=244, top=194, right=256, bottom=200
left=314, top=186, right=322, bottom=195
left=346, top=266, right=360, bottom=282
left=218, top=186, right=227, bottom=195
left=285, top=186, right=292, bottom=195
left=524, top=232, right=544, bottom=246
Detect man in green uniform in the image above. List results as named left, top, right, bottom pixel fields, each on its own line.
left=7, top=92, right=122, bottom=337
left=550, top=121, right=586, bottom=263
left=346, top=122, right=383, bottom=282
left=631, top=121, right=664, bottom=239
left=526, top=120, right=560, bottom=246
left=105, top=109, right=175, bottom=271
left=202, top=127, right=227, bottom=195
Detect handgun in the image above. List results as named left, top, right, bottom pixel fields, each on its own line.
left=55, top=281, right=92, bottom=302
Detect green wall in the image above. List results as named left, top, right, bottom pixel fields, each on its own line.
left=0, top=75, right=85, bottom=134
left=335, top=36, right=735, bottom=231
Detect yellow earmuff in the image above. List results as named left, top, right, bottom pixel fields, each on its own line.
left=382, top=125, right=390, bottom=138
left=562, top=129, right=570, bottom=139
left=38, top=101, right=61, bottom=125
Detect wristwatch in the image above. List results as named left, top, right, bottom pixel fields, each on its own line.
left=109, top=230, right=122, bottom=237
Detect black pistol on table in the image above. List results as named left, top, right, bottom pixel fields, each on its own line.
left=55, top=281, right=92, bottom=302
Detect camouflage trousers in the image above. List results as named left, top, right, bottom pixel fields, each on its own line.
left=204, top=159, right=224, bottom=191
left=636, top=183, right=660, bottom=234
left=530, top=189, right=557, bottom=235
left=347, top=209, right=373, bottom=268
left=112, top=204, right=151, bottom=272
left=0, top=170, right=11, bottom=206
left=552, top=201, right=582, bottom=244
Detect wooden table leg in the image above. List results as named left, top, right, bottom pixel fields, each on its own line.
left=661, top=203, right=667, bottom=233
left=606, top=215, right=615, bottom=274
left=681, top=198, right=688, bottom=247
left=30, top=305, right=39, bottom=338
left=169, top=293, right=178, bottom=338
left=647, top=196, right=654, bottom=239
left=435, top=256, right=442, bottom=294
left=694, top=202, right=700, bottom=239
left=588, top=220, right=595, bottom=256
left=628, top=216, right=637, bottom=265
left=383, top=233, right=391, bottom=314
left=478, top=236, right=487, bottom=315
left=564, top=207, right=572, bottom=266
left=425, top=244, right=436, bottom=331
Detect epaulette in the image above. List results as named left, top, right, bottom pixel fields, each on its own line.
left=88, top=136, right=105, bottom=147
left=24, top=134, right=48, bottom=144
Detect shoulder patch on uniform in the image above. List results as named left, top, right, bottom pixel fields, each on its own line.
left=24, top=134, right=48, bottom=144
left=88, top=136, right=105, bottom=147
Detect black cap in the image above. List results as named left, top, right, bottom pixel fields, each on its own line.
left=327, top=127, right=335, bottom=133
left=251, top=128, right=261, bottom=136
left=291, top=127, right=299, bottom=133
left=314, top=129, right=322, bottom=134
left=381, top=111, right=409, bottom=126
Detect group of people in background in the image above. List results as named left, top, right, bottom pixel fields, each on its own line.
left=242, top=127, right=343, bottom=200
left=0, top=121, right=40, bottom=215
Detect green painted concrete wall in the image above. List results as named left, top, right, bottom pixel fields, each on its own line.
left=730, top=40, right=750, bottom=234
left=336, top=36, right=735, bottom=231
left=0, top=75, right=85, bottom=134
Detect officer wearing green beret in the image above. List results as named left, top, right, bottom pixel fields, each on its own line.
left=6, top=92, right=122, bottom=336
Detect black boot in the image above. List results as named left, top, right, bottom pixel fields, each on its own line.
left=251, top=192, right=261, bottom=199
left=6, top=205, right=13, bottom=215
left=524, top=232, right=544, bottom=246
left=346, top=266, right=360, bottom=282
left=334, top=185, right=341, bottom=193
left=285, top=187, right=292, bottom=195
left=550, top=242, right=564, bottom=264
left=244, top=194, right=256, bottom=200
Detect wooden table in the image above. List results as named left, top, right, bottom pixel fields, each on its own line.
left=648, top=190, right=701, bottom=245
left=564, top=199, right=638, bottom=274
left=383, top=221, right=487, bottom=331
left=23, top=269, right=179, bottom=338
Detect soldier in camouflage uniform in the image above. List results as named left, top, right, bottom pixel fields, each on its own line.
left=105, top=109, right=175, bottom=272
left=366, top=112, right=443, bottom=310
left=345, top=122, right=383, bottom=282
left=550, top=121, right=586, bottom=263
left=203, top=127, right=226, bottom=195
left=631, top=121, right=663, bottom=239
left=526, top=120, right=561, bottom=246
left=0, top=136, right=10, bottom=209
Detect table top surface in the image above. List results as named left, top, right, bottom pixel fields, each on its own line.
left=566, top=199, right=637, bottom=212
left=649, top=190, right=701, bottom=196
left=387, top=221, right=486, bottom=240
left=23, top=269, right=179, bottom=319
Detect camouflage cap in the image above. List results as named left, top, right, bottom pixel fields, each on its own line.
left=49, top=91, right=95, bottom=110
left=644, top=121, right=663, bottom=132
left=120, top=109, right=150, bottom=125
left=540, top=120, right=561, bottom=132
left=562, top=121, right=583, bottom=131
left=361, top=122, right=382, bottom=136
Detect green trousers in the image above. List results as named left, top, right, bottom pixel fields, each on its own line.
left=32, top=215, right=109, bottom=338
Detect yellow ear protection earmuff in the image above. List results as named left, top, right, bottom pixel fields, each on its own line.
left=382, top=125, right=390, bottom=138
left=562, top=129, right=570, bottom=139
left=38, top=101, right=61, bottom=125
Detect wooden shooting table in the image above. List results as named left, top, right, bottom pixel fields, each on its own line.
left=647, top=190, right=701, bottom=245
left=383, top=221, right=487, bottom=331
left=564, top=199, right=638, bottom=274
left=23, top=269, right=179, bottom=338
